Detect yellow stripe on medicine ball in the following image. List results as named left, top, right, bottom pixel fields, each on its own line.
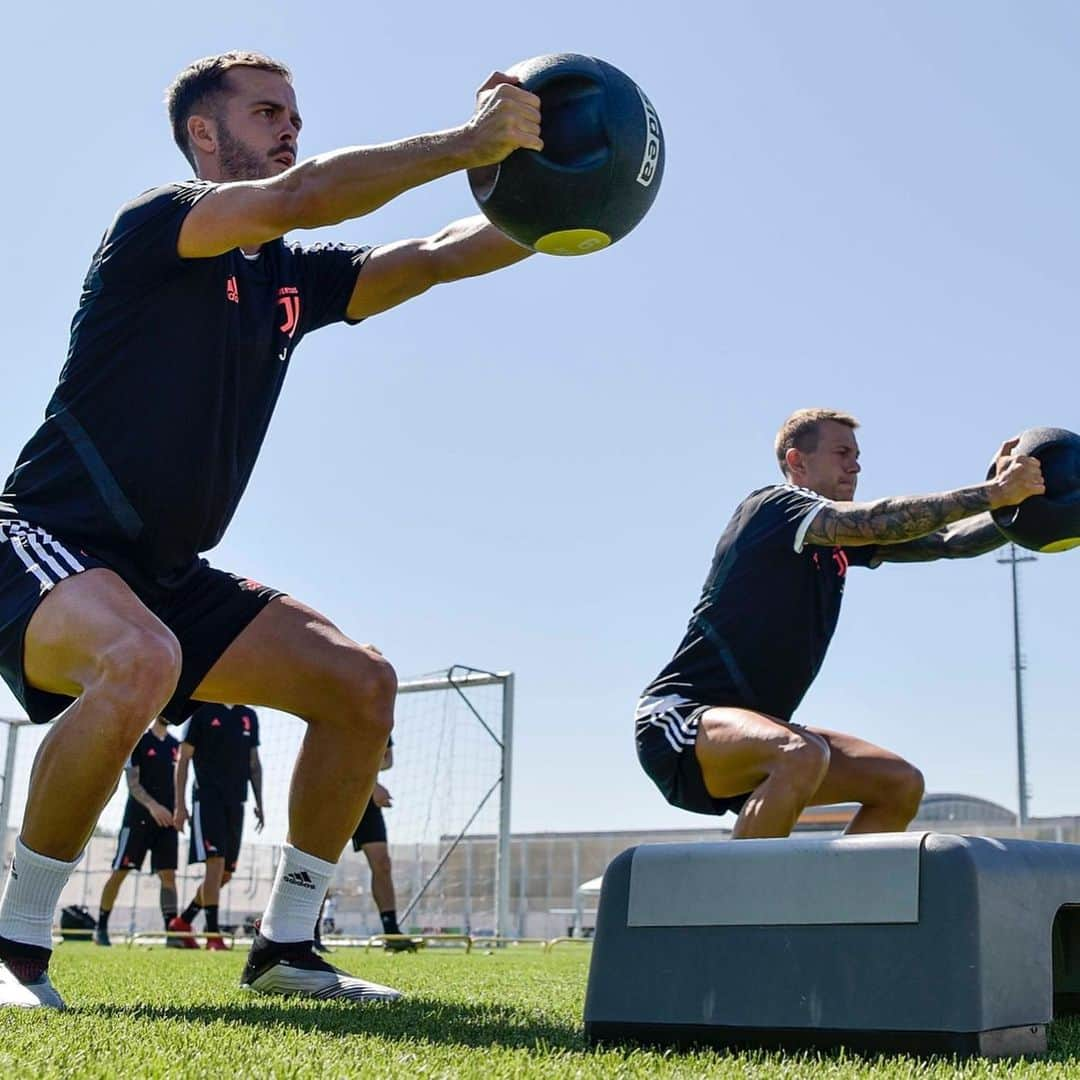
left=534, top=229, right=612, bottom=256
left=1040, top=536, right=1080, bottom=553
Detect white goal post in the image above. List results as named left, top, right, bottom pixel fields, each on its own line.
left=392, top=667, right=515, bottom=939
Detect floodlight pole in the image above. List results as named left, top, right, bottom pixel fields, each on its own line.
left=497, top=673, right=515, bottom=940
left=997, top=544, right=1036, bottom=826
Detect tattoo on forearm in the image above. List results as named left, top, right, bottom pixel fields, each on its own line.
left=806, top=485, right=993, bottom=547
left=129, top=779, right=156, bottom=810
left=873, top=514, right=1006, bottom=563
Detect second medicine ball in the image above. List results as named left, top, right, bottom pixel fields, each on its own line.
left=468, top=53, right=665, bottom=256
left=990, top=427, right=1080, bottom=553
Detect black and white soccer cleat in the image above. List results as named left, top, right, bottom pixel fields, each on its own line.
left=240, top=934, right=402, bottom=1003
left=0, top=959, right=65, bottom=1009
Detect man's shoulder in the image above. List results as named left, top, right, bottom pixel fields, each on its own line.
left=719, top=484, right=830, bottom=555
left=739, top=483, right=828, bottom=514
left=111, top=181, right=215, bottom=230
left=282, top=238, right=372, bottom=260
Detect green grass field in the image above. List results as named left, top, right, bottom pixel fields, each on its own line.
left=2, top=942, right=1079, bottom=1078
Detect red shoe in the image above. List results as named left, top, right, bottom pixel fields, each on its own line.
left=205, top=934, right=231, bottom=951
left=168, top=916, right=199, bottom=949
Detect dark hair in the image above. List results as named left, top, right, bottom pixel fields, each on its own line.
left=166, top=51, right=292, bottom=167
left=775, top=408, right=860, bottom=477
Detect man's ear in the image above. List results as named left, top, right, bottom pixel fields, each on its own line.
left=784, top=446, right=804, bottom=479
left=186, top=113, right=217, bottom=157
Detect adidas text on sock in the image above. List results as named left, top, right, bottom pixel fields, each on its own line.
left=260, top=844, right=335, bottom=944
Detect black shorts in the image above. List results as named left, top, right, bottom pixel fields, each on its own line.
left=351, top=799, right=387, bottom=850
left=0, top=518, right=282, bottom=725
left=112, top=818, right=178, bottom=873
left=190, top=791, right=245, bottom=872
left=635, top=693, right=752, bottom=818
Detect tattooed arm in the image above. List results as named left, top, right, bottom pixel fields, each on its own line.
left=870, top=514, right=1008, bottom=564
left=803, top=439, right=1045, bottom=552
left=125, top=764, right=174, bottom=828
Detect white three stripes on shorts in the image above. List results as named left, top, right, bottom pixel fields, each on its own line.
left=0, top=520, right=85, bottom=591
left=634, top=693, right=700, bottom=754
left=192, top=802, right=207, bottom=862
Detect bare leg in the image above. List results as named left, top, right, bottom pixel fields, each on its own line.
left=694, top=707, right=830, bottom=839
left=362, top=842, right=396, bottom=913
left=20, top=570, right=182, bottom=859
left=806, top=728, right=924, bottom=833
left=201, top=857, right=225, bottom=907
left=157, top=869, right=178, bottom=926
left=98, top=868, right=130, bottom=914
left=193, top=596, right=395, bottom=862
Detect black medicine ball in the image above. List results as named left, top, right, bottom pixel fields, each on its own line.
left=468, top=54, right=665, bottom=255
left=991, top=427, right=1080, bottom=553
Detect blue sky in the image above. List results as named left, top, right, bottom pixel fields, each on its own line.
left=2, top=1, right=1077, bottom=835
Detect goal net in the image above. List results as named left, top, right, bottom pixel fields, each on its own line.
left=0, top=665, right=514, bottom=939
left=256, top=666, right=514, bottom=938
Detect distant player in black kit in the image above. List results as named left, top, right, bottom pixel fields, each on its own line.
left=637, top=409, right=1044, bottom=839
left=349, top=738, right=413, bottom=950
left=171, top=703, right=263, bottom=950
left=94, top=718, right=180, bottom=947
left=0, top=50, right=543, bottom=1008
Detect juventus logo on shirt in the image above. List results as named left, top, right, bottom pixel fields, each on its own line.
left=277, top=286, right=301, bottom=339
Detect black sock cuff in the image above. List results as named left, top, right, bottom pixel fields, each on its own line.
left=0, top=934, right=53, bottom=964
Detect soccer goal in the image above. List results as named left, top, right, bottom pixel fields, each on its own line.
left=254, top=665, right=515, bottom=939
left=0, top=665, right=515, bottom=939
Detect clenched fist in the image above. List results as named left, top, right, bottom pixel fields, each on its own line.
left=989, top=437, right=1045, bottom=509
left=462, top=72, right=543, bottom=169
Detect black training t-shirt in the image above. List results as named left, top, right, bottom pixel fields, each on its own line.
left=1, top=181, right=370, bottom=579
left=643, top=484, right=877, bottom=722
left=183, top=703, right=260, bottom=805
left=122, top=728, right=180, bottom=825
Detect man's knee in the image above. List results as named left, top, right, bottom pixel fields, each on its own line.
left=158, top=869, right=176, bottom=887
left=775, top=730, right=831, bottom=796
left=886, top=761, right=925, bottom=819
left=352, top=650, right=396, bottom=713
left=317, top=649, right=397, bottom=735
left=366, top=847, right=392, bottom=877
left=95, top=626, right=182, bottom=721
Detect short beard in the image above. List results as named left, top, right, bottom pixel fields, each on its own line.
left=217, top=119, right=269, bottom=181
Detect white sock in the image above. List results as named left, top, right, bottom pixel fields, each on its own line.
left=0, top=838, right=81, bottom=950
left=261, top=843, right=334, bottom=945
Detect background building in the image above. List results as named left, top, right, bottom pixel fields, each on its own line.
left=24, top=792, right=1080, bottom=940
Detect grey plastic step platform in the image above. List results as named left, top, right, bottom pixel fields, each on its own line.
left=583, top=832, right=1080, bottom=1057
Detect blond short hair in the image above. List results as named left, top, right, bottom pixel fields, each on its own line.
left=775, top=408, right=860, bottom=477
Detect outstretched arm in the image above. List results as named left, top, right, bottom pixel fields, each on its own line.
left=803, top=439, right=1044, bottom=552
left=177, top=74, right=541, bottom=259
left=345, top=215, right=530, bottom=320
left=871, top=514, right=1008, bottom=564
